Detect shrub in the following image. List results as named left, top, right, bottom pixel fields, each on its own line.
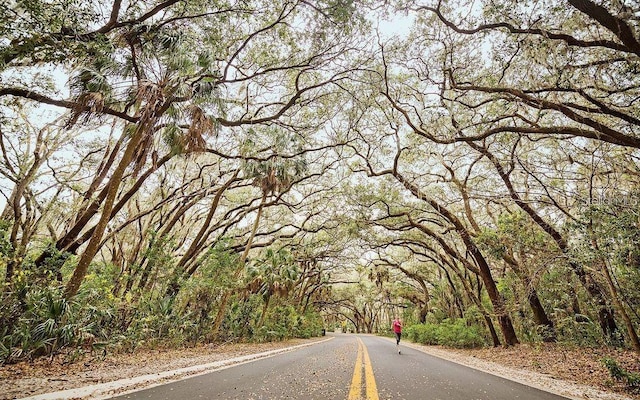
left=254, top=305, right=323, bottom=342
left=0, top=286, right=113, bottom=364
left=405, top=319, right=486, bottom=348
left=405, top=324, right=439, bottom=345
left=603, top=358, right=640, bottom=391
left=554, top=314, right=604, bottom=347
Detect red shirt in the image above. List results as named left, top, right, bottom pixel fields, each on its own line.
left=392, top=320, right=402, bottom=333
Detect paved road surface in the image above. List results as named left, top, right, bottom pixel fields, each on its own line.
left=110, top=333, right=568, bottom=399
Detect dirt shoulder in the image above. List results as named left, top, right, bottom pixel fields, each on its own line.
left=1, top=337, right=638, bottom=400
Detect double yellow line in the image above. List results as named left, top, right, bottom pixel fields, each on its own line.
left=348, top=337, right=379, bottom=400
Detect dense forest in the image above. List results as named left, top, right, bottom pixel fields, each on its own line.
left=1, top=0, right=639, bottom=365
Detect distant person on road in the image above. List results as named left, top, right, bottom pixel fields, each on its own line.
left=392, top=317, right=402, bottom=346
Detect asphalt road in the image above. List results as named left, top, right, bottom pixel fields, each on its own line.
left=109, top=333, right=568, bottom=400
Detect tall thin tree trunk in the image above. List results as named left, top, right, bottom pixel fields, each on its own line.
left=590, top=232, right=640, bottom=352
left=257, top=295, right=271, bottom=328
left=470, top=143, right=619, bottom=340
left=64, top=126, right=147, bottom=299
left=164, top=173, right=238, bottom=297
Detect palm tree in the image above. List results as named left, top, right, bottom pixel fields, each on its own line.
left=63, top=83, right=218, bottom=299
left=59, top=23, right=222, bottom=299
left=246, top=248, right=299, bottom=328
left=210, top=154, right=306, bottom=336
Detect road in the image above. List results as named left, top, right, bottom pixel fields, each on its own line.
left=110, top=333, right=568, bottom=400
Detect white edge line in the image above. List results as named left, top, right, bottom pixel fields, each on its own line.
left=19, top=337, right=335, bottom=400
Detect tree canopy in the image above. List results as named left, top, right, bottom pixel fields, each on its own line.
left=1, top=0, right=639, bottom=362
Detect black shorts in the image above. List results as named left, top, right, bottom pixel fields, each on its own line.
left=395, top=332, right=401, bottom=343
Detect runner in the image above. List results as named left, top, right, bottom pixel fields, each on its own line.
left=392, top=317, right=402, bottom=354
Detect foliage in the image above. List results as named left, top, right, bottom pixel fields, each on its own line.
left=254, top=305, right=324, bottom=342
left=0, top=235, right=326, bottom=363
left=405, top=319, right=487, bottom=349
left=218, top=297, right=323, bottom=343
left=0, top=220, right=12, bottom=260
left=552, top=314, right=602, bottom=346
left=0, top=286, right=112, bottom=364
left=0, top=0, right=106, bottom=69
left=603, top=358, right=640, bottom=391
left=476, top=212, right=551, bottom=260
left=247, top=248, right=298, bottom=306
left=570, top=201, right=640, bottom=306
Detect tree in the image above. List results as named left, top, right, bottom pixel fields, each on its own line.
left=246, top=247, right=299, bottom=328
left=2, top=0, right=368, bottom=299
left=351, top=137, right=520, bottom=345
left=374, top=0, right=640, bottom=347
left=0, top=109, right=71, bottom=285
left=210, top=146, right=307, bottom=336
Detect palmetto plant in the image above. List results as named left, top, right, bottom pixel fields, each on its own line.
left=211, top=131, right=308, bottom=336
left=247, top=248, right=299, bottom=327
left=0, top=288, right=80, bottom=363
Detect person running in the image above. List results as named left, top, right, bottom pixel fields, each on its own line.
left=392, top=317, right=402, bottom=354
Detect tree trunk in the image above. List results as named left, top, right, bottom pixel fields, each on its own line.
left=418, top=304, right=428, bottom=323
left=179, top=173, right=238, bottom=270
left=470, top=143, right=619, bottom=340
left=257, top=294, right=271, bottom=328
left=505, top=254, right=556, bottom=342
left=164, top=173, right=238, bottom=298
left=3, top=142, right=46, bottom=285
left=590, top=233, right=640, bottom=352
left=527, top=289, right=556, bottom=342
left=445, top=262, right=501, bottom=346
left=64, top=123, right=148, bottom=299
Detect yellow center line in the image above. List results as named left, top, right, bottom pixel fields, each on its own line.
left=348, top=339, right=363, bottom=400
left=348, top=337, right=379, bottom=400
left=362, top=340, right=379, bottom=400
